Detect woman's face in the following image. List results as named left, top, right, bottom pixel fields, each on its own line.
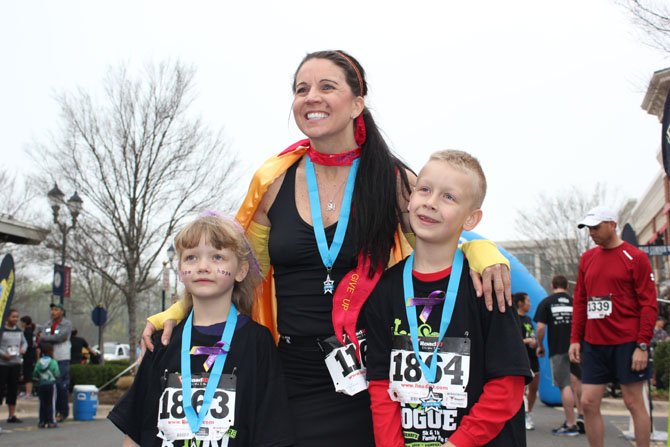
left=6, top=311, right=19, bottom=327
left=292, top=58, right=364, bottom=150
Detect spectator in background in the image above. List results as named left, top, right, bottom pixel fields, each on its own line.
left=19, top=315, right=37, bottom=399
left=535, top=275, right=584, bottom=436
left=33, top=342, right=60, bottom=429
left=514, top=292, right=540, bottom=431
left=0, top=309, right=28, bottom=423
left=39, top=303, right=72, bottom=423
left=569, top=206, right=657, bottom=447
left=652, top=316, right=670, bottom=346
left=70, top=329, right=90, bottom=365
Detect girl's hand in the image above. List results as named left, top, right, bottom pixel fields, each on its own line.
left=470, top=264, right=512, bottom=312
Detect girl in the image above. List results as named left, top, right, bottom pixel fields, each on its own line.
left=19, top=315, right=37, bottom=399
left=109, top=214, right=295, bottom=447
left=0, top=308, right=27, bottom=423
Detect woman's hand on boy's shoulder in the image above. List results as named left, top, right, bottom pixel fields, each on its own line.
left=470, top=264, right=512, bottom=312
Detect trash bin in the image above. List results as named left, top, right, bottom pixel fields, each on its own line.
left=73, top=385, right=98, bottom=421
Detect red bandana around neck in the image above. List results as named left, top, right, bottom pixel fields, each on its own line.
left=306, top=145, right=361, bottom=166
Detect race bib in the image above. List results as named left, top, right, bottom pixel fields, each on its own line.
left=587, top=296, right=612, bottom=320
left=389, top=336, right=470, bottom=409
left=157, top=372, right=236, bottom=444
left=323, top=330, right=368, bottom=396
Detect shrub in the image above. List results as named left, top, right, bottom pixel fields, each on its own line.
left=70, top=363, right=132, bottom=390
left=653, top=341, right=670, bottom=390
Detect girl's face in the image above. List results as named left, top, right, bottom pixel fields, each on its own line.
left=179, top=236, right=248, bottom=302
left=6, top=311, right=19, bottom=327
left=292, top=58, right=364, bottom=150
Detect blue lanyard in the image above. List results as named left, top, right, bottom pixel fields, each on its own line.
left=181, top=304, right=237, bottom=434
left=403, top=250, right=463, bottom=383
left=305, top=155, right=359, bottom=271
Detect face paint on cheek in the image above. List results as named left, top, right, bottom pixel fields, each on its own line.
left=179, top=270, right=193, bottom=282
left=216, top=269, right=232, bottom=277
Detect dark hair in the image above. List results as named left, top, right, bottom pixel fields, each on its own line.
left=293, top=50, right=412, bottom=276
left=552, top=275, right=568, bottom=290
left=40, top=342, right=54, bottom=357
left=513, top=292, right=529, bottom=308
left=20, top=315, right=35, bottom=331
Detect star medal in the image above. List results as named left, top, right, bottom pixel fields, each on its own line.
left=324, top=269, right=335, bottom=294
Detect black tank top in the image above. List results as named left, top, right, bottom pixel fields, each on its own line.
left=268, top=161, right=357, bottom=336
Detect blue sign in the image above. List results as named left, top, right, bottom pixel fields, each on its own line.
left=91, top=306, right=108, bottom=327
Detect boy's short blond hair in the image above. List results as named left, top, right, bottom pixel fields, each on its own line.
left=428, top=150, right=487, bottom=208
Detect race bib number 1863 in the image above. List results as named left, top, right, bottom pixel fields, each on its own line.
left=157, top=372, right=235, bottom=444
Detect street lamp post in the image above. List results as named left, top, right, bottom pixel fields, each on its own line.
left=167, top=244, right=178, bottom=302
left=47, top=183, right=83, bottom=306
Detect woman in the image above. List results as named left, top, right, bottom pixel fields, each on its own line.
left=144, top=50, right=510, bottom=446
left=19, top=315, right=37, bottom=398
left=0, top=309, right=28, bottom=423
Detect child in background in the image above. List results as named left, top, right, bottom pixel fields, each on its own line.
left=33, top=342, right=60, bottom=428
left=513, top=292, right=540, bottom=431
left=109, top=213, right=294, bottom=447
left=365, top=150, right=530, bottom=447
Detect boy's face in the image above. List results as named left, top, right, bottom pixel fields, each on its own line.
left=408, top=160, right=482, bottom=245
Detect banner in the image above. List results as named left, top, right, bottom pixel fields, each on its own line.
left=0, top=254, right=16, bottom=338
left=53, top=264, right=71, bottom=298
left=662, top=87, right=670, bottom=177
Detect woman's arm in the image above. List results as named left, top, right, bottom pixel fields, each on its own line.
left=461, top=240, right=512, bottom=312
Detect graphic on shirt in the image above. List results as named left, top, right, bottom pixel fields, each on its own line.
left=550, top=299, right=573, bottom=324
left=157, top=372, right=236, bottom=445
left=523, top=322, right=534, bottom=338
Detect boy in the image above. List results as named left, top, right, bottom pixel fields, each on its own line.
left=365, top=150, right=530, bottom=447
left=33, top=342, right=60, bottom=428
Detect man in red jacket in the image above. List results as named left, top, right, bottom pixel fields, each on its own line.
left=569, top=206, right=657, bottom=447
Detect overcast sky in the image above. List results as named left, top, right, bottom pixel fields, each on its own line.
left=1, top=0, right=668, bottom=242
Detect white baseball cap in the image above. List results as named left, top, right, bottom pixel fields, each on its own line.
left=577, top=206, right=618, bottom=229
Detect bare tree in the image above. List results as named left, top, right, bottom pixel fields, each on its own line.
left=514, top=184, right=626, bottom=287
left=37, top=61, right=240, bottom=362
left=615, top=0, right=670, bottom=54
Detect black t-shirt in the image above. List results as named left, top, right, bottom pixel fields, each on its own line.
left=533, top=292, right=573, bottom=356
left=108, top=316, right=295, bottom=447
left=268, top=161, right=357, bottom=336
left=365, top=258, right=530, bottom=447
left=517, top=314, right=539, bottom=372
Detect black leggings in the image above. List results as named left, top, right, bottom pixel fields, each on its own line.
left=0, top=364, right=21, bottom=406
